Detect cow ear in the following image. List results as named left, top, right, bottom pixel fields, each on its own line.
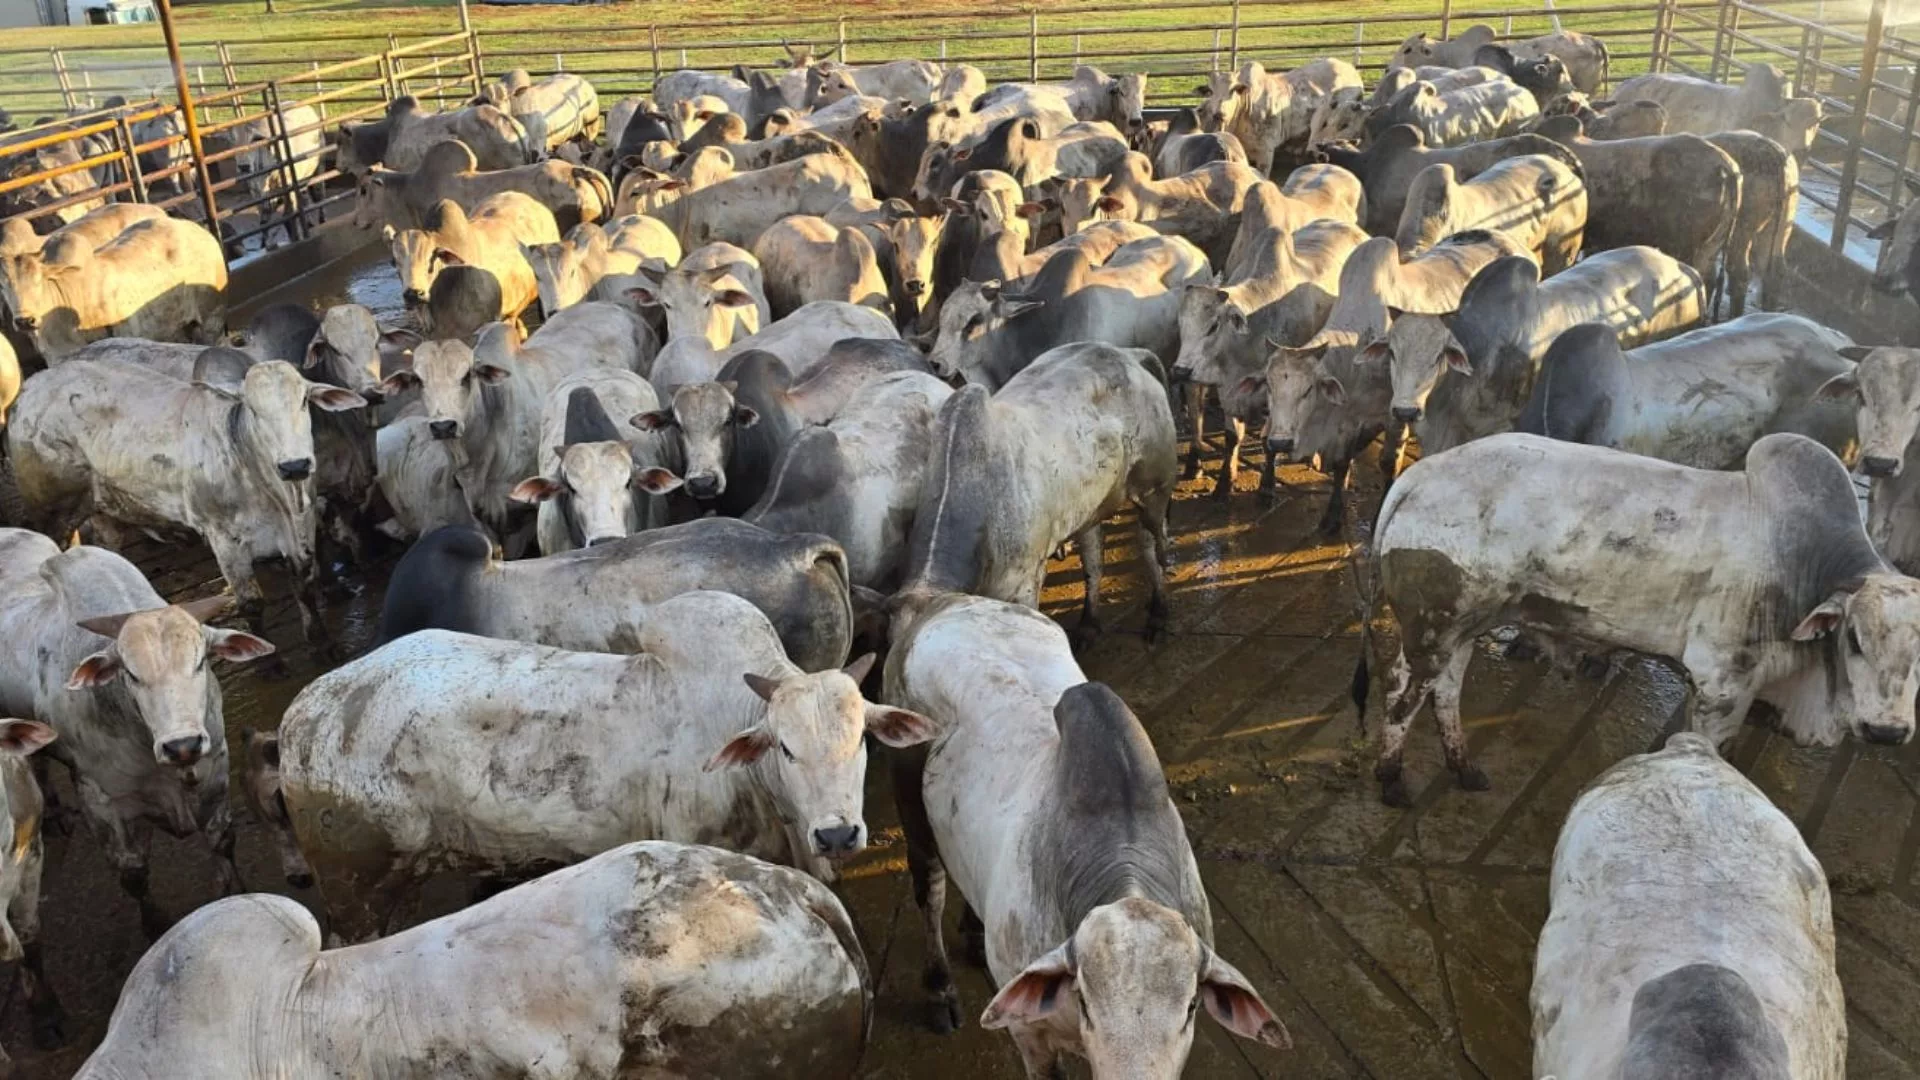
left=1814, top=370, right=1861, bottom=401
left=380, top=327, right=422, bottom=352
left=0, top=721, right=55, bottom=758
left=205, top=628, right=276, bottom=663
left=632, top=409, right=677, bottom=431
left=1094, top=195, right=1126, bottom=214
left=509, top=476, right=564, bottom=504
left=1868, top=219, right=1897, bottom=240
left=632, top=466, right=685, bottom=495
left=1837, top=346, right=1874, bottom=362
left=1236, top=375, right=1264, bottom=398
left=980, top=942, right=1075, bottom=1029
left=731, top=405, right=759, bottom=428
left=66, top=651, right=121, bottom=690
left=1358, top=340, right=1392, bottom=363
left=1441, top=345, right=1472, bottom=375
left=1200, top=948, right=1292, bottom=1049
left=379, top=369, right=421, bottom=395
left=626, top=286, right=662, bottom=308
left=307, top=384, right=368, bottom=412
left=716, top=289, right=756, bottom=308
left=1792, top=593, right=1850, bottom=641
left=704, top=724, right=775, bottom=770
left=472, top=363, right=512, bottom=384
left=1317, top=373, right=1348, bottom=405
left=1016, top=201, right=1046, bottom=219
left=434, top=248, right=463, bottom=266
left=866, top=704, right=939, bottom=748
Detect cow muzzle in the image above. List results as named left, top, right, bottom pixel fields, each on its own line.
left=1862, top=721, right=1911, bottom=746
left=402, top=288, right=426, bottom=305
left=157, top=734, right=209, bottom=767
left=587, top=535, right=622, bottom=547
left=813, top=822, right=864, bottom=856
left=277, top=458, right=313, bottom=482
left=1168, top=365, right=1193, bottom=385
left=1862, top=455, right=1902, bottom=478
left=903, top=279, right=926, bottom=297
left=1392, top=405, right=1422, bottom=423
left=1127, top=116, right=1144, bottom=130
left=1266, top=435, right=1295, bottom=455
left=12, top=315, right=35, bottom=332
left=428, top=419, right=460, bottom=441
left=685, top=473, right=723, bottom=499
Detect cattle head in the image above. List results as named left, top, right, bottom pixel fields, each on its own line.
left=1754, top=97, right=1822, bottom=162
left=814, top=67, right=862, bottom=107
left=928, top=279, right=1043, bottom=385
left=627, top=265, right=758, bottom=349
left=67, top=597, right=273, bottom=768
left=981, top=897, right=1290, bottom=1076
left=0, top=720, right=53, bottom=961
left=633, top=379, right=758, bottom=500
left=1172, top=283, right=1238, bottom=384
left=1869, top=210, right=1920, bottom=297
left=1247, top=341, right=1352, bottom=461
left=351, top=170, right=406, bottom=231
left=207, top=360, right=365, bottom=485
left=1819, top=345, right=1920, bottom=478
left=523, top=236, right=587, bottom=314
left=1114, top=73, right=1148, bottom=132
left=707, top=653, right=935, bottom=861
left=239, top=729, right=313, bottom=890
left=885, top=207, right=948, bottom=309
left=511, top=442, right=659, bottom=547
left=0, top=250, right=54, bottom=333
left=1054, top=176, right=1121, bottom=235
left=303, top=304, right=393, bottom=402
left=1791, top=574, right=1920, bottom=746
left=385, top=224, right=459, bottom=308
left=1389, top=32, right=1442, bottom=71
left=1372, top=313, right=1469, bottom=422
left=380, top=338, right=502, bottom=443
left=1307, top=92, right=1370, bottom=148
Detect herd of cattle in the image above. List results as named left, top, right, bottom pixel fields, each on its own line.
left=0, top=22, right=1910, bottom=1078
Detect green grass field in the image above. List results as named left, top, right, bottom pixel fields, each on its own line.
left=0, top=0, right=1673, bottom=121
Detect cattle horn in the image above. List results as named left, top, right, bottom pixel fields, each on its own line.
left=743, top=673, right=782, bottom=702
left=178, top=595, right=234, bottom=624
left=843, top=653, right=878, bottom=684
left=75, top=612, right=136, bottom=640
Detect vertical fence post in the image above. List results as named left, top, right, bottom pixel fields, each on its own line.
left=1440, top=0, right=1454, bottom=41
left=216, top=41, right=239, bottom=119
left=1229, top=0, right=1241, bottom=71
left=649, top=25, right=662, bottom=87
left=1709, top=0, right=1732, bottom=80
left=50, top=48, right=75, bottom=112
left=114, top=113, right=149, bottom=204
left=265, top=80, right=307, bottom=243
left=1029, top=9, right=1039, bottom=81
left=310, top=60, right=327, bottom=119
left=1793, top=25, right=1812, bottom=96
left=154, top=0, right=223, bottom=243
left=1832, top=0, right=1888, bottom=249
left=379, top=50, right=399, bottom=102
left=1649, top=0, right=1671, bottom=74
left=388, top=34, right=406, bottom=98
left=458, top=0, right=482, bottom=92
left=837, top=16, right=847, bottom=63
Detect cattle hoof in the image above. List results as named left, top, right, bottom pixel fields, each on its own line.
left=1070, top=618, right=1102, bottom=651
left=1260, top=486, right=1282, bottom=507
left=930, top=994, right=963, bottom=1035
left=1379, top=776, right=1413, bottom=809
left=1454, top=765, right=1491, bottom=792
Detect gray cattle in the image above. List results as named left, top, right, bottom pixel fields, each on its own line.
left=352, top=140, right=613, bottom=235
left=283, top=600, right=930, bottom=938
left=1219, top=166, right=1367, bottom=279
left=1707, top=130, right=1798, bottom=317
left=1817, top=345, right=1920, bottom=574
left=742, top=371, right=953, bottom=591
left=373, top=416, right=477, bottom=542
left=8, top=358, right=365, bottom=647
left=0, top=716, right=56, bottom=1073
left=510, top=372, right=670, bottom=555
left=0, top=533, right=274, bottom=938
left=886, top=596, right=1289, bottom=1072
left=332, top=96, right=531, bottom=174
left=1199, top=58, right=1363, bottom=173
left=524, top=216, right=683, bottom=314
left=1533, top=118, right=1740, bottom=280
left=1517, top=314, right=1857, bottom=468
left=1369, top=77, right=1541, bottom=148
left=1390, top=26, right=1609, bottom=94
left=1533, top=737, right=1844, bottom=1080
left=898, top=342, right=1177, bottom=644
left=1870, top=198, right=1920, bottom=300
left=376, top=519, right=852, bottom=673
left=636, top=344, right=915, bottom=516
left=1316, top=125, right=1582, bottom=235
left=423, top=264, right=504, bottom=343
left=74, top=843, right=872, bottom=1080
left=1385, top=249, right=1706, bottom=455
left=479, top=69, right=600, bottom=151
left=1360, top=433, right=1920, bottom=805
left=1614, top=63, right=1821, bottom=161
left=1393, top=153, right=1586, bottom=274
left=928, top=234, right=1209, bottom=391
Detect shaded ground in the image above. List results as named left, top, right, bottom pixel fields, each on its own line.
left=7, top=426, right=1920, bottom=1078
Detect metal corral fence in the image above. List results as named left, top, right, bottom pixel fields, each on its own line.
left=3, top=0, right=1915, bottom=272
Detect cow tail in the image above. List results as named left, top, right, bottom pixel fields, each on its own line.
left=1346, top=504, right=1384, bottom=735
left=1706, top=160, right=1743, bottom=314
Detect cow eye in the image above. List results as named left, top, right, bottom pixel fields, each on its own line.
left=1848, top=628, right=1864, bottom=656
left=194, top=654, right=207, bottom=673
left=459, top=372, right=473, bottom=388
left=124, top=670, right=142, bottom=686
left=779, top=740, right=797, bottom=763
left=1075, top=987, right=1093, bottom=1028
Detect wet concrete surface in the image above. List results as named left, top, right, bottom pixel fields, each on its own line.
left=8, top=258, right=1920, bottom=1077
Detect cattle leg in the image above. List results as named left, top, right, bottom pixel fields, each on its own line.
left=959, top=903, right=988, bottom=968
left=1317, top=458, right=1351, bottom=536
left=1682, top=652, right=1755, bottom=748
left=891, top=745, right=962, bottom=1034
left=1136, top=494, right=1173, bottom=643
left=1724, top=255, right=1752, bottom=320
left=1182, top=383, right=1209, bottom=482
left=1072, top=523, right=1106, bottom=649
left=1010, top=1028, right=1066, bottom=1079
left=1376, top=645, right=1442, bottom=809
left=20, top=940, right=64, bottom=1050
left=78, top=777, right=169, bottom=939
left=1431, top=642, right=1488, bottom=792
left=1215, top=416, right=1247, bottom=500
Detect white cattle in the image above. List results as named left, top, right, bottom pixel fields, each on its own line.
left=0, top=216, right=227, bottom=360
left=1379, top=78, right=1540, bottom=147
left=7, top=359, right=364, bottom=646
left=1817, top=344, right=1920, bottom=574
left=511, top=369, right=673, bottom=553
left=280, top=595, right=933, bottom=937
left=648, top=300, right=898, bottom=394
left=1614, top=62, right=1822, bottom=160
left=886, top=594, right=1290, bottom=1075
left=385, top=192, right=560, bottom=318
left=1200, top=58, right=1363, bottom=171
left=379, top=303, right=653, bottom=531
left=1393, top=154, right=1586, bottom=274
left=373, top=414, right=475, bottom=542
left=1063, top=152, right=1262, bottom=265
left=1533, top=735, right=1844, bottom=1079
left=74, top=843, right=871, bottom=1079
left=523, top=215, right=682, bottom=313
left=1518, top=314, right=1858, bottom=468
left=811, top=58, right=944, bottom=106
left=751, top=214, right=891, bottom=317
left=332, top=96, right=532, bottom=174
left=618, top=150, right=872, bottom=249
left=629, top=241, right=771, bottom=348
left=0, top=532, right=273, bottom=938
left=1361, top=433, right=1920, bottom=805
left=1220, top=166, right=1367, bottom=280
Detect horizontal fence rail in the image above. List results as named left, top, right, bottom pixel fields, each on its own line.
left=0, top=0, right=1907, bottom=275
